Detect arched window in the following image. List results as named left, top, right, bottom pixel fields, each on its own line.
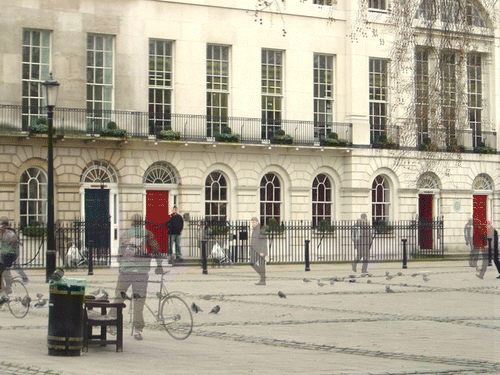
left=20, top=167, right=47, bottom=227
left=417, top=172, right=440, bottom=190
left=205, top=172, right=227, bottom=221
left=473, top=173, right=493, bottom=191
left=260, top=173, right=281, bottom=225
left=371, top=175, right=390, bottom=223
left=312, top=174, right=332, bottom=227
left=143, top=162, right=177, bottom=184
left=81, top=160, right=117, bottom=183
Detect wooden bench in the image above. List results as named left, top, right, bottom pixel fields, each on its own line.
left=83, top=300, right=126, bottom=352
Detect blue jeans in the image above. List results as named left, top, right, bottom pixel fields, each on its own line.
left=168, top=235, right=182, bottom=259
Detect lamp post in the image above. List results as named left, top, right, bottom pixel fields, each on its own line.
left=41, top=73, right=60, bottom=282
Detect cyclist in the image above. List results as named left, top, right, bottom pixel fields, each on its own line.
left=0, top=217, right=28, bottom=305
left=109, top=214, right=163, bottom=340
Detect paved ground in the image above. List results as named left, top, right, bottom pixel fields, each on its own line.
left=0, top=260, right=499, bottom=375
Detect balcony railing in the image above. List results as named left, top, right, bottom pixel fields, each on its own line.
left=417, top=127, right=497, bottom=153
left=0, top=105, right=353, bottom=148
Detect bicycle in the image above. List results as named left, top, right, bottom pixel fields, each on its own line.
left=0, top=269, right=30, bottom=319
left=121, top=270, right=193, bottom=340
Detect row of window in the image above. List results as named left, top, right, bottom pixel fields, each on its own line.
left=19, top=161, right=495, bottom=228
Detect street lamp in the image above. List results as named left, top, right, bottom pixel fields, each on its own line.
left=41, top=73, right=60, bottom=282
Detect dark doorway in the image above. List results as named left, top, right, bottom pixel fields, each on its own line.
left=418, top=194, right=433, bottom=250
left=85, top=188, right=110, bottom=264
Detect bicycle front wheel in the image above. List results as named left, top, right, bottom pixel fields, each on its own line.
left=8, top=280, right=30, bottom=318
left=160, top=295, right=193, bottom=340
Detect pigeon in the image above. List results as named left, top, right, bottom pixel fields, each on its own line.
left=367, top=279, right=372, bottom=284
left=219, top=292, right=224, bottom=301
left=278, top=291, right=286, bottom=298
left=386, top=275, right=393, bottom=280
left=348, top=279, right=356, bottom=283
left=385, top=271, right=390, bottom=276
left=34, top=299, right=47, bottom=307
left=303, top=278, right=311, bottom=283
left=317, top=281, right=326, bottom=287
left=422, top=274, right=430, bottom=282
left=36, top=293, right=44, bottom=300
left=348, top=274, right=356, bottom=279
left=209, top=305, right=220, bottom=314
left=411, top=273, right=419, bottom=277
left=89, top=289, right=100, bottom=297
left=397, top=272, right=403, bottom=276
left=191, top=302, right=202, bottom=313
left=385, top=285, right=394, bottom=293
left=329, top=279, right=335, bottom=285
left=200, top=295, right=212, bottom=300
left=22, top=296, right=31, bottom=307
left=97, top=290, right=109, bottom=300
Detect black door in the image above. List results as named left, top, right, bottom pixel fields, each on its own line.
left=85, top=189, right=110, bottom=265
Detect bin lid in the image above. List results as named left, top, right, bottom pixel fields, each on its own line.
left=49, top=276, right=89, bottom=295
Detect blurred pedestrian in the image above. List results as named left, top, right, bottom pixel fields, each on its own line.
left=250, top=217, right=267, bottom=285
left=351, top=213, right=374, bottom=274
left=110, top=214, right=163, bottom=340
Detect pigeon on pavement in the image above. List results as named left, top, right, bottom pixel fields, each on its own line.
left=303, top=278, right=311, bottom=283
left=36, top=293, right=44, bottom=300
left=200, top=295, right=212, bottom=300
left=191, top=302, right=202, bottom=313
left=422, top=274, right=430, bottom=282
left=278, top=291, right=286, bottom=298
left=385, top=285, right=394, bottom=293
left=209, top=305, right=220, bottom=314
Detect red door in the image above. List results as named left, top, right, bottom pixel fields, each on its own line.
left=473, top=195, right=487, bottom=248
left=419, top=194, right=433, bottom=250
left=146, top=191, right=170, bottom=254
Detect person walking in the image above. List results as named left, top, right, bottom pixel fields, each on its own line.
left=110, top=214, right=163, bottom=340
left=465, top=218, right=488, bottom=279
left=249, top=217, right=267, bottom=285
left=166, top=206, right=184, bottom=263
left=351, top=213, right=374, bottom=274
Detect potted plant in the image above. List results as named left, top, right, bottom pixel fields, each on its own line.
left=418, top=136, right=436, bottom=151
left=474, top=141, right=495, bottom=154
left=272, top=129, right=294, bottom=145
left=323, top=132, right=349, bottom=147
left=100, top=121, right=127, bottom=138
left=265, top=218, right=285, bottom=235
left=30, top=117, right=52, bottom=134
left=158, top=125, right=181, bottom=140
left=215, top=126, right=240, bottom=143
left=447, top=138, right=465, bottom=153
left=372, top=134, right=398, bottom=149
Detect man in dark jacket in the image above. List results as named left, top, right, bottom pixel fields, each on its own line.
left=166, top=206, right=184, bottom=262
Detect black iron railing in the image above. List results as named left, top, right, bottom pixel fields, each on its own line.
left=0, top=104, right=353, bottom=147
left=186, top=218, right=445, bottom=264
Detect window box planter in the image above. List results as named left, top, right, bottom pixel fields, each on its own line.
left=100, top=121, right=127, bottom=138
left=215, top=127, right=240, bottom=143
left=271, top=130, right=294, bottom=145
left=323, top=132, right=349, bottom=147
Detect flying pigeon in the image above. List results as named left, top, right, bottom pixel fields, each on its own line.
left=209, top=305, right=220, bottom=314
left=191, top=302, right=202, bottom=313
left=278, top=291, right=286, bottom=298
left=385, top=285, right=394, bottom=293
left=303, top=278, right=311, bottom=283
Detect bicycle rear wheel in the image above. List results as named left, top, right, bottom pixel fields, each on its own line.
left=8, top=279, right=30, bottom=318
left=159, top=295, right=193, bottom=340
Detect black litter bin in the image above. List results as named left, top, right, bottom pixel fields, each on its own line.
left=47, top=276, right=88, bottom=356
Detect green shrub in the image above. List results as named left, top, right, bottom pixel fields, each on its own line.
left=316, top=219, right=335, bottom=233
left=272, top=130, right=294, bottom=145
left=22, top=222, right=47, bottom=237
left=158, top=129, right=181, bottom=140
left=323, top=132, right=348, bottom=147
left=30, top=117, right=52, bottom=134
left=265, top=218, right=285, bottom=234
left=100, top=121, right=127, bottom=137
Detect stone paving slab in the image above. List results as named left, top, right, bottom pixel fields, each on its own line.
left=0, top=261, right=499, bottom=374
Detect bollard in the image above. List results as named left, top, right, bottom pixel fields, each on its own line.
left=87, top=240, right=94, bottom=276
left=304, top=239, right=310, bottom=272
left=201, top=240, right=208, bottom=275
left=402, top=239, right=407, bottom=269
left=488, top=238, right=492, bottom=266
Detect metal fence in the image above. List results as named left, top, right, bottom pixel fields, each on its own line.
left=12, top=221, right=112, bottom=269
left=9, top=218, right=444, bottom=270
left=185, top=218, right=444, bottom=264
